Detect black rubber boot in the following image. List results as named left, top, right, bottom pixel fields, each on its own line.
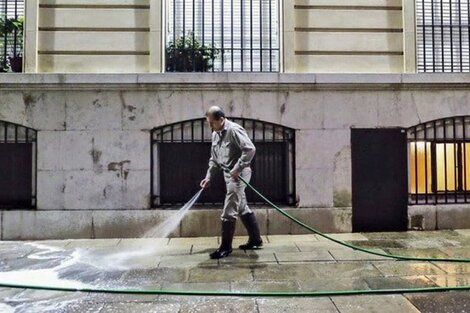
left=209, top=220, right=236, bottom=259
left=239, top=212, right=263, bottom=250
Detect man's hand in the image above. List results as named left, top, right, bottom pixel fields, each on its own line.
left=200, top=178, right=211, bottom=189
left=230, top=167, right=241, bottom=179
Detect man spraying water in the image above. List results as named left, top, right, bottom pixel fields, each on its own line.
left=200, top=106, right=263, bottom=259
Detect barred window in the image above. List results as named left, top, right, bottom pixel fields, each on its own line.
left=0, top=121, right=37, bottom=209
left=408, top=117, right=470, bottom=204
left=151, top=118, right=295, bottom=207
left=416, top=0, right=470, bottom=72
left=166, top=0, right=280, bottom=72
left=0, top=0, right=24, bottom=71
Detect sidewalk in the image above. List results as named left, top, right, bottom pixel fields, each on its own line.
left=1, top=230, right=470, bottom=312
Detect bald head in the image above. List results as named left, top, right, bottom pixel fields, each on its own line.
left=205, top=106, right=226, bottom=131
left=205, top=106, right=225, bottom=120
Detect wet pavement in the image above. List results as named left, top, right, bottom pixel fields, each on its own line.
left=1, top=230, right=470, bottom=312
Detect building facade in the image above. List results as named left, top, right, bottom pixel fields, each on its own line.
left=1, top=0, right=470, bottom=239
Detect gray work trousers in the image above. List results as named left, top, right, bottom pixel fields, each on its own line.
left=221, top=167, right=253, bottom=221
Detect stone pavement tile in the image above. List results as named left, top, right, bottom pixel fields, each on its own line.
left=431, top=262, right=470, bottom=274
left=267, top=234, right=318, bottom=244
left=65, top=239, right=121, bottom=249
left=298, top=277, right=370, bottom=292
left=161, top=282, right=230, bottom=292
left=439, top=247, right=470, bottom=258
left=261, top=243, right=300, bottom=253
left=384, top=248, right=450, bottom=258
left=168, top=237, right=218, bottom=246
left=455, top=229, right=470, bottom=236
left=328, top=249, right=390, bottom=261
left=309, top=262, right=383, bottom=280
left=86, top=292, right=159, bottom=303
left=158, top=254, right=218, bottom=268
left=219, top=250, right=277, bottom=265
left=7, top=289, right=86, bottom=306
left=396, top=238, right=461, bottom=249
left=363, top=232, right=416, bottom=241
left=256, top=297, right=339, bottom=313
left=275, top=251, right=335, bottom=263
left=425, top=274, right=470, bottom=287
left=188, top=265, right=253, bottom=283
left=231, top=280, right=301, bottom=292
left=296, top=241, right=351, bottom=252
left=372, top=261, right=446, bottom=277
left=0, top=242, right=35, bottom=259
left=0, top=302, right=15, bottom=313
left=30, top=240, right=72, bottom=248
left=116, top=238, right=169, bottom=248
left=409, top=230, right=460, bottom=239
left=190, top=245, right=216, bottom=255
left=364, top=275, right=437, bottom=290
left=345, top=240, right=406, bottom=249
left=316, top=233, right=369, bottom=242
left=405, top=291, right=470, bottom=313
left=12, top=299, right=105, bottom=313
left=331, top=294, right=420, bottom=313
left=233, top=236, right=269, bottom=247
left=253, top=264, right=317, bottom=281
left=179, top=297, right=257, bottom=313
left=100, top=302, right=180, bottom=313
left=122, top=267, right=188, bottom=287
left=0, top=288, right=25, bottom=302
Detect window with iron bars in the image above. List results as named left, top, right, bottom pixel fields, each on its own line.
left=408, top=117, right=470, bottom=204
left=0, top=0, right=24, bottom=72
left=151, top=118, right=295, bottom=207
left=0, top=121, right=37, bottom=209
left=166, top=0, right=280, bottom=72
left=416, top=0, right=470, bottom=72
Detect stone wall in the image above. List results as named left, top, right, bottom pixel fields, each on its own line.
left=1, top=73, right=470, bottom=239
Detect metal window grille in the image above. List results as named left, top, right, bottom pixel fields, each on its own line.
left=0, top=121, right=37, bottom=209
left=0, top=0, right=24, bottom=71
left=416, top=0, right=470, bottom=72
left=408, top=116, right=470, bottom=204
left=166, top=0, right=280, bottom=72
left=151, top=118, right=295, bottom=207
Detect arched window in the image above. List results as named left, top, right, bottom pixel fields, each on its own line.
left=151, top=118, right=295, bottom=207
left=0, top=121, right=37, bottom=209
left=408, top=116, right=470, bottom=204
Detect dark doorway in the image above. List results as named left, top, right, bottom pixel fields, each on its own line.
left=351, top=128, right=408, bottom=232
left=0, top=143, right=33, bottom=208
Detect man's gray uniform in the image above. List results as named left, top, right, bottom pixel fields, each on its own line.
left=205, top=119, right=256, bottom=221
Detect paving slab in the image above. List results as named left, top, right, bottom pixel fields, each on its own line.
left=267, top=234, right=318, bottom=243
left=187, top=265, right=253, bottom=283
left=100, top=302, right=180, bottom=313
left=231, top=280, right=301, bottom=292
left=405, top=291, right=470, bottom=313
left=316, top=233, right=369, bottom=242
left=372, top=261, right=447, bottom=277
left=275, top=251, right=335, bottom=263
left=425, top=274, right=470, bottom=287
left=328, top=249, right=390, bottom=261
left=256, top=297, right=339, bottom=313
left=364, top=275, right=437, bottom=290
left=332, top=294, right=420, bottom=313
left=431, top=262, right=470, bottom=274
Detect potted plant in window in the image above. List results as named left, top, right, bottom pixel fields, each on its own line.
left=1, top=16, right=23, bottom=72
left=166, top=32, right=220, bottom=72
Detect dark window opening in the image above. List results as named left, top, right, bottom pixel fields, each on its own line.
left=408, top=116, right=470, bottom=204
left=0, top=121, right=37, bottom=209
left=151, top=118, right=295, bottom=207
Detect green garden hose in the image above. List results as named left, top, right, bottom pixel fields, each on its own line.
left=1, top=175, right=470, bottom=297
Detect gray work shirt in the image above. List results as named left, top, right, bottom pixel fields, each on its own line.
left=205, top=119, right=256, bottom=180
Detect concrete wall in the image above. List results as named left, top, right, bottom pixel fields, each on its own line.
left=1, top=73, right=470, bottom=239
